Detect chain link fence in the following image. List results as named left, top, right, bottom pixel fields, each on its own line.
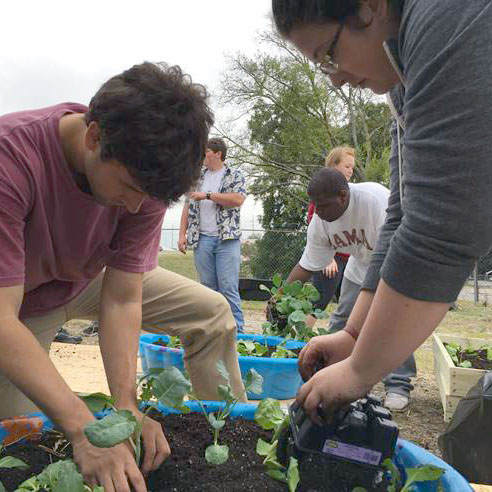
left=161, top=227, right=492, bottom=289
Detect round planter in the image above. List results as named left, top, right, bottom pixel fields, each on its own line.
left=139, top=333, right=305, bottom=400
left=0, top=408, right=473, bottom=492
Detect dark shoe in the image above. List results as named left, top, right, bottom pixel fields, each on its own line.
left=82, top=321, right=99, bottom=337
left=54, top=328, right=82, bottom=344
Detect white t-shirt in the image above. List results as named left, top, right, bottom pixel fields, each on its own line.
left=300, top=182, right=389, bottom=285
left=199, top=167, right=226, bottom=235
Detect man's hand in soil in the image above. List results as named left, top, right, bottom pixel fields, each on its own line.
left=72, top=436, right=147, bottom=492
left=298, top=331, right=355, bottom=381
left=296, top=358, right=372, bottom=426
left=131, top=407, right=171, bottom=474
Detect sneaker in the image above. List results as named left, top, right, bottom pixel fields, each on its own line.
left=82, top=321, right=99, bottom=337
left=54, top=328, right=83, bottom=344
left=384, top=392, right=410, bottom=412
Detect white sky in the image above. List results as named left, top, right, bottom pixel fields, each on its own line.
left=1, top=0, right=269, bottom=234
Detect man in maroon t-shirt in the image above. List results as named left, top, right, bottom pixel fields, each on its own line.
left=0, top=62, right=245, bottom=492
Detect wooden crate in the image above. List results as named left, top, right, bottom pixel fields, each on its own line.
left=433, top=334, right=489, bottom=422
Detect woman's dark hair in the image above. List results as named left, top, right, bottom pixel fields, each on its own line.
left=207, top=137, right=227, bottom=161
left=272, top=0, right=403, bottom=37
left=307, top=167, right=349, bottom=200
left=85, top=61, right=214, bottom=205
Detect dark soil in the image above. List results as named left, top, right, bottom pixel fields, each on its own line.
left=0, top=413, right=394, bottom=492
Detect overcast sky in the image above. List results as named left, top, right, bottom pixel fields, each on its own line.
left=1, top=1, right=270, bottom=235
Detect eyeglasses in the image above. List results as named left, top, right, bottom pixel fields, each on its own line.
left=317, top=22, right=345, bottom=75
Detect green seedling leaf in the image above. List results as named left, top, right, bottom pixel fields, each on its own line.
left=78, top=392, right=115, bottom=413
left=458, top=360, right=472, bottom=368
left=152, top=366, right=191, bottom=408
left=313, top=308, right=328, bottom=319
left=401, top=465, right=445, bottom=492
left=218, top=384, right=234, bottom=402
left=451, top=354, right=459, bottom=365
left=51, top=461, right=85, bottom=492
left=208, top=413, right=226, bottom=431
left=92, top=488, right=105, bottom=492
left=487, top=347, right=492, bottom=361
left=272, top=273, right=283, bottom=288
left=352, top=488, right=368, bottom=492
left=14, top=475, right=39, bottom=491
left=0, top=456, right=29, bottom=469
left=139, top=382, right=153, bottom=403
left=287, top=457, right=300, bottom=492
left=289, top=299, right=304, bottom=311
left=256, top=438, right=273, bottom=456
left=383, top=458, right=402, bottom=492
left=255, top=398, right=287, bottom=431
left=445, top=345, right=457, bottom=356
left=237, top=340, right=256, bottom=355
left=464, top=346, right=477, bottom=354
left=0, top=482, right=5, bottom=492
left=244, top=368, right=264, bottom=395
left=254, top=343, right=270, bottom=356
left=275, top=301, right=289, bottom=314
left=84, top=410, right=137, bottom=448
left=34, top=460, right=85, bottom=492
left=266, top=468, right=287, bottom=483
left=288, top=310, right=307, bottom=324
left=216, top=360, right=231, bottom=386
left=205, top=444, right=229, bottom=464
left=286, top=280, right=303, bottom=297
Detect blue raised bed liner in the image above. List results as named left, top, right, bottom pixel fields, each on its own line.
left=0, top=403, right=472, bottom=492
left=139, top=333, right=306, bottom=400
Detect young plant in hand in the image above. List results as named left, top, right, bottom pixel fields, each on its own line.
left=261, top=273, right=327, bottom=342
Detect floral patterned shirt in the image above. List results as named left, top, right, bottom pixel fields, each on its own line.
left=187, top=165, right=246, bottom=248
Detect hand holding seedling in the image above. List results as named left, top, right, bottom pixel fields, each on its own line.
left=298, top=331, right=355, bottom=381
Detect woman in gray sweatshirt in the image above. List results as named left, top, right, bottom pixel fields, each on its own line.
left=272, top=0, right=492, bottom=423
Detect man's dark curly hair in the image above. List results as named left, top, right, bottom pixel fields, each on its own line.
left=85, top=61, right=214, bottom=205
left=272, top=0, right=404, bottom=37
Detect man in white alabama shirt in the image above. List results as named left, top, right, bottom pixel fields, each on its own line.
left=287, top=167, right=416, bottom=411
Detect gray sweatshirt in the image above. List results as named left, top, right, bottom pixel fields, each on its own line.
left=363, top=0, right=492, bottom=302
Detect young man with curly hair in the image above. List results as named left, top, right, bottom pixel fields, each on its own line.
left=0, top=62, right=245, bottom=492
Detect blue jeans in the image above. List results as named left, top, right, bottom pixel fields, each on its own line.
left=194, top=235, right=244, bottom=333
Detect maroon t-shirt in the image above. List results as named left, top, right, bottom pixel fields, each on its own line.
left=0, top=103, right=166, bottom=318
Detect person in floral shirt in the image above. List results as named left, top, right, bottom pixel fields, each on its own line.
left=179, top=138, right=246, bottom=332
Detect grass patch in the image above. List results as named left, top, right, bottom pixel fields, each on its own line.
left=158, top=251, right=197, bottom=281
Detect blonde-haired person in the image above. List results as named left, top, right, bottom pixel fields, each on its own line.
left=307, top=146, right=355, bottom=323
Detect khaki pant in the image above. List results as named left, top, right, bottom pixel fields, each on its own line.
left=0, top=267, right=246, bottom=418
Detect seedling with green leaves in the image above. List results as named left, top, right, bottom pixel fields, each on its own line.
left=444, top=341, right=492, bottom=369
left=254, top=399, right=299, bottom=492
left=81, top=366, right=190, bottom=467
left=189, top=360, right=263, bottom=465
left=236, top=339, right=270, bottom=357
left=14, top=459, right=104, bottom=492
left=0, top=444, right=29, bottom=492
left=261, top=273, right=327, bottom=341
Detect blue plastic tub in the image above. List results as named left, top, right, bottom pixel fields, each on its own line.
left=0, top=404, right=473, bottom=492
left=139, top=333, right=306, bottom=400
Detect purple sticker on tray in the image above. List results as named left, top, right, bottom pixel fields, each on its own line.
left=322, top=439, right=382, bottom=466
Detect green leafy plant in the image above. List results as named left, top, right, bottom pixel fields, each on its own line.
left=0, top=445, right=29, bottom=492
left=14, top=459, right=104, bottom=492
left=382, top=458, right=445, bottom=492
left=189, top=361, right=263, bottom=465
left=82, top=366, right=190, bottom=466
left=270, top=341, right=297, bottom=359
left=236, top=340, right=270, bottom=357
left=261, top=273, right=327, bottom=341
left=444, top=341, right=492, bottom=369
left=254, top=399, right=299, bottom=492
